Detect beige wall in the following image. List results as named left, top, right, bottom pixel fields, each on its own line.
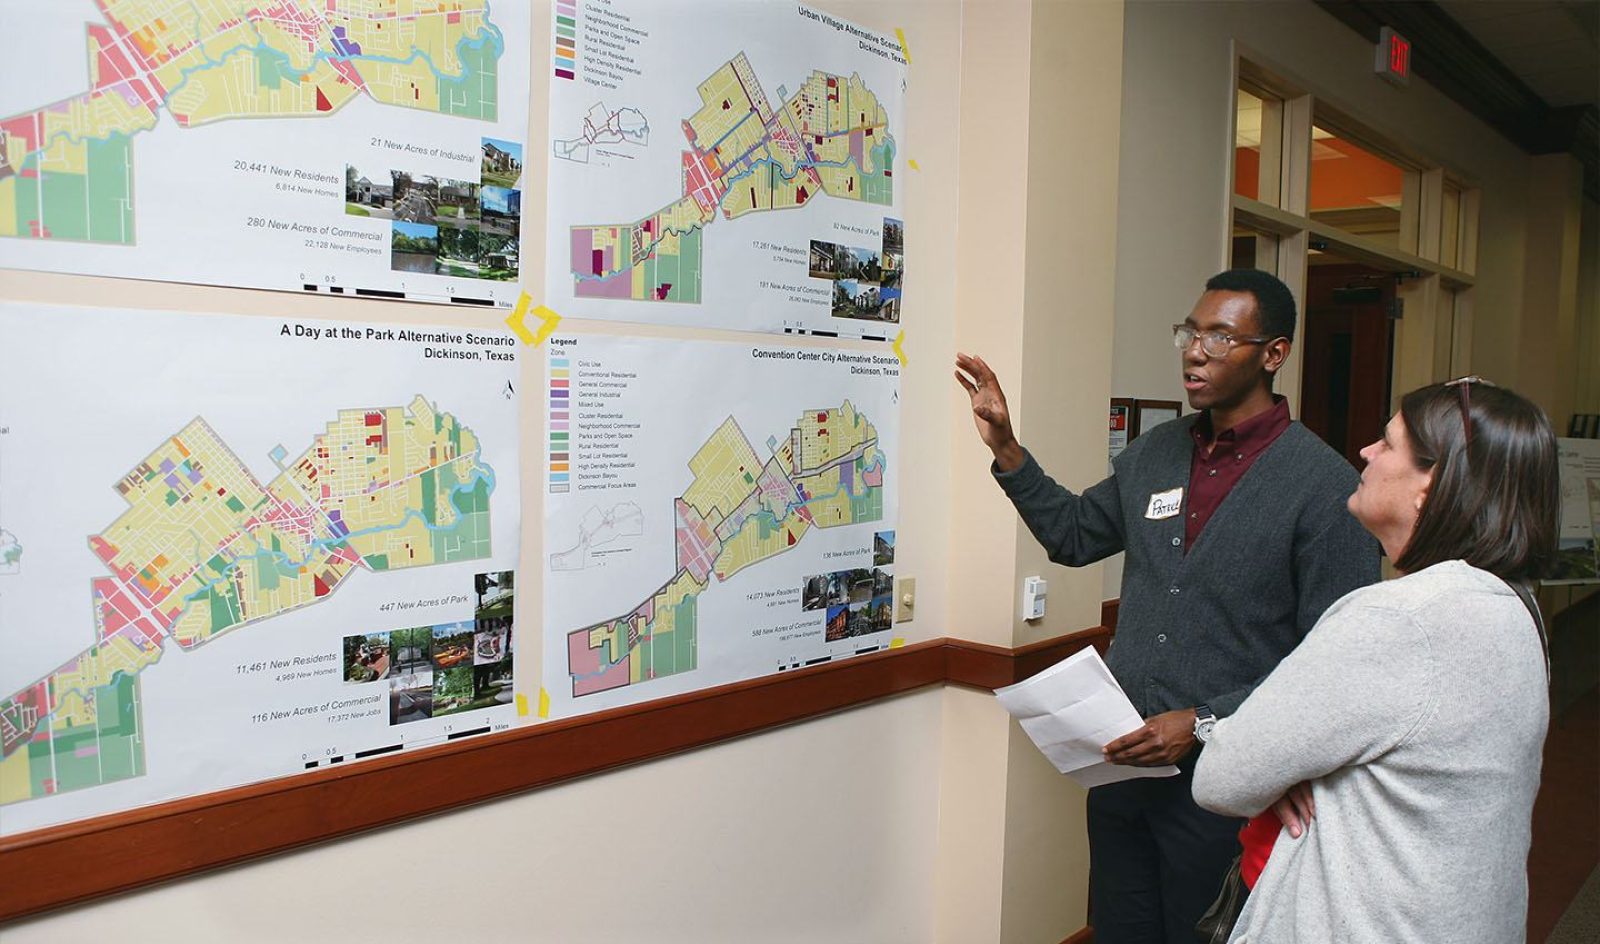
left=948, top=0, right=1035, bottom=649
left=998, top=3, right=1124, bottom=937
left=1517, top=154, right=1585, bottom=428
left=943, top=0, right=1126, bottom=939
left=937, top=3, right=1036, bottom=939
left=1573, top=197, right=1600, bottom=416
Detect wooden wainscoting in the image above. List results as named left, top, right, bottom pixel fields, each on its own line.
left=1, top=624, right=1114, bottom=923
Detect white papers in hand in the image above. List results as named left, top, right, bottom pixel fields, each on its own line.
left=993, top=646, right=1180, bottom=787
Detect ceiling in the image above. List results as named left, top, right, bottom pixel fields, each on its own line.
left=1435, top=0, right=1599, bottom=109
left=1314, top=0, right=1599, bottom=199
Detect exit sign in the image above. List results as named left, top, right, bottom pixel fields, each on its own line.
left=1376, top=26, right=1412, bottom=86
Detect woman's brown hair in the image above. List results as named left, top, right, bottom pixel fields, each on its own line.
left=1395, top=379, right=1560, bottom=581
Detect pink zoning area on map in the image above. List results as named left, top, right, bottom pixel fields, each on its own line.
left=568, top=624, right=631, bottom=696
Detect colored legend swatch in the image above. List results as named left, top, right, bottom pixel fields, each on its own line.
left=554, top=3, right=577, bottom=79
left=549, top=357, right=571, bottom=492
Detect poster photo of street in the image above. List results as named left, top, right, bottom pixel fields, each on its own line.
left=346, top=144, right=523, bottom=283
left=808, top=217, right=904, bottom=324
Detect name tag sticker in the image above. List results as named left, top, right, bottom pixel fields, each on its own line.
left=1146, top=487, right=1184, bottom=520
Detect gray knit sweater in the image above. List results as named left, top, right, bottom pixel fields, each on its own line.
left=1193, top=561, right=1549, bottom=943
left=995, top=415, right=1378, bottom=718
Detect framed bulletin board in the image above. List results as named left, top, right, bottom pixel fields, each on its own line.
left=1131, top=398, right=1183, bottom=439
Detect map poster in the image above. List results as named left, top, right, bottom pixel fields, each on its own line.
left=0, top=303, right=521, bottom=835
left=542, top=333, right=901, bottom=719
left=0, top=1, right=530, bottom=307
left=1552, top=437, right=1600, bottom=584
left=546, top=1, right=908, bottom=339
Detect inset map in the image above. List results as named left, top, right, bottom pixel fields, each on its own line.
left=550, top=502, right=646, bottom=571
left=554, top=102, right=650, bottom=164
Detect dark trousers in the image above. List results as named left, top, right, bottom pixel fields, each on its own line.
left=1087, top=764, right=1243, bottom=944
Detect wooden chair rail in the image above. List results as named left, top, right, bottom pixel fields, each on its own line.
left=1, top=626, right=1111, bottom=923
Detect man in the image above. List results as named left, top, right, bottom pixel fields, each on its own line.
left=954, top=269, right=1378, bottom=944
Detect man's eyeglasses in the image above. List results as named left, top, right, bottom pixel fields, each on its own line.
left=1172, top=324, right=1276, bottom=359
left=1443, top=375, right=1495, bottom=452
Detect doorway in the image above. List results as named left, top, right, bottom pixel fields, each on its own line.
left=1300, top=255, right=1397, bottom=467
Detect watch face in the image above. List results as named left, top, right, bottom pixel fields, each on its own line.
left=1196, top=719, right=1217, bottom=743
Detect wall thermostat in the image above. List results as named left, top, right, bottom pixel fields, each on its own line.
left=1022, top=576, right=1047, bottom=621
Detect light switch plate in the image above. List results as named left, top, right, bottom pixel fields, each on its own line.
left=896, top=577, right=915, bottom=623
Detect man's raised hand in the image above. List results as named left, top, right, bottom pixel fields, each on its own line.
left=954, top=353, right=1025, bottom=472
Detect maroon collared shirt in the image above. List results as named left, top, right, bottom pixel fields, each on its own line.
left=1185, top=397, right=1292, bottom=549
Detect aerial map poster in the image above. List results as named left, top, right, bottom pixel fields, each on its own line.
left=0, top=303, right=522, bottom=834
left=0, top=1, right=531, bottom=306
left=1552, top=437, right=1600, bottom=583
left=542, top=333, right=901, bottom=719
left=546, top=1, right=909, bottom=338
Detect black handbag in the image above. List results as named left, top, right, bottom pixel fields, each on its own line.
left=1194, top=853, right=1248, bottom=943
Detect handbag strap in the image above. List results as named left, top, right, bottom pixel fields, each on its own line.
left=1507, top=579, right=1550, bottom=683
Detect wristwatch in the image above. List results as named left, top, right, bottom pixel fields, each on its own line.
left=1193, top=704, right=1218, bottom=744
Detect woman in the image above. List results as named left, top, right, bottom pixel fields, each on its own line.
left=1192, top=378, right=1558, bottom=943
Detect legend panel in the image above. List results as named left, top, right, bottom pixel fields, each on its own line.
left=549, top=355, right=571, bottom=493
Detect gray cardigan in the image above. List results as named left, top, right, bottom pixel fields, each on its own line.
left=994, top=415, right=1378, bottom=718
left=1192, top=561, right=1549, bottom=943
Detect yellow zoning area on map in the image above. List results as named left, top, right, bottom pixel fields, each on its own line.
left=0, top=394, right=493, bottom=806
left=797, top=461, right=862, bottom=530
left=585, top=568, right=706, bottom=686
left=792, top=71, right=891, bottom=171
left=589, top=193, right=704, bottom=271
left=650, top=200, right=712, bottom=254
left=682, top=57, right=892, bottom=224
left=253, top=1, right=486, bottom=72
left=688, top=55, right=775, bottom=173
left=567, top=402, right=884, bottom=699
left=712, top=481, right=811, bottom=583
left=795, top=400, right=873, bottom=472
left=45, top=635, right=162, bottom=728
left=163, top=51, right=362, bottom=123
left=29, top=87, right=155, bottom=168
left=571, top=51, right=894, bottom=304
left=92, top=395, right=486, bottom=651
left=1, top=1, right=502, bottom=243
left=634, top=230, right=695, bottom=284
left=694, top=404, right=879, bottom=581
left=284, top=396, right=484, bottom=568
left=709, top=64, right=891, bottom=222
left=104, top=0, right=497, bottom=124
left=94, top=416, right=281, bottom=644
left=681, top=417, right=765, bottom=522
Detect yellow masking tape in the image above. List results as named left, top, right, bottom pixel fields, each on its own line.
left=890, top=637, right=906, bottom=649
left=505, top=293, right=563, bottom=346
left=515, top=692, right=530, bottom=716
left=892, top=330, right=907, bottom=366
left=895, top=27, right=911, bottom=64
left=531, top=305, right=563, bottom=346
left=538, top=686, right=552, bottom=718
left=506, top=292, right=536, bottom=344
